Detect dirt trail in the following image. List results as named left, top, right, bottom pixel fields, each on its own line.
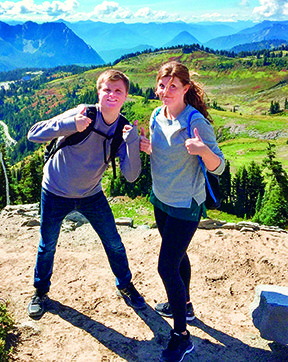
left=1, top=212, right=288, bottom=361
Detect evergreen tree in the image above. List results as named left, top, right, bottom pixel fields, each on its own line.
left=232, top=166, right=248, bottom=217
left=145, top=87, right=156, bottom=100
left=231, top=161, right=265, bottom=218
left=253, top=182, right=288, bottom=228
left=262, top=143, right=288, bottom=200
left=253, top=143, right=288, bottom=227
left=16, top=153, right=42, bottom=203
left=219, top=160, right=232, bottom=211
left=269, top=100, right=281, bottom=114
left=246, top=161, right=265, bottom=218
left=110, top=152, right=152, bottom=198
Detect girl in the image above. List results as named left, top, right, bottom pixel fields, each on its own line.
left=140, top=61, right=225, bottom=362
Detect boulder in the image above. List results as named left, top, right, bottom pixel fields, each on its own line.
left=115, top=217, right=133, bottom=227
left=250, top=285, right=288, bottom=345
left=237, top=221, right=260, bottom=230
left=198, top=219, right=226, bottom=229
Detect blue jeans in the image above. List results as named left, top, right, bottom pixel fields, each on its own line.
left=34, top=188, right=132, bottom=294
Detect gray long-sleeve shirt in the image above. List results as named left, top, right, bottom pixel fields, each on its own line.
left=150, top=104, right=225, bottom=208
left=27, top=104, right=141, bottom=198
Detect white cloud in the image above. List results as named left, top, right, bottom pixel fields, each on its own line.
left=91, top=3, right=171, bottom=22
left=0, top=1, right=175, bottom=22
left=200, top=12, right=222, bottom=19
left=240, top=0, right=249, bottom=6
left=253, top=0, right=288, bottom=19
left=2, top=0, right=288, bottom=23
left=134, top=7, right=171, bottom=21
left=93, top=1, right=120, bottom=16
left=91, top=1, right=132, bottom=20
left=0, top=0, right=78, bottom=20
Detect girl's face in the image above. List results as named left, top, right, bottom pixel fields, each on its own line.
left=156, top=76, right=189, bottom=107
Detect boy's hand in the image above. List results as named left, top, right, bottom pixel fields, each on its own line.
left=140, top=127, right=152, bottom=155
left=123, top=120, right=138, bottom=136
left=74, top=106, right=92, bottom=132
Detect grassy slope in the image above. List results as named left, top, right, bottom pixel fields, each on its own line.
left=24, top=48, right=288, bottom=174
left=6, top=48, right=288, bottom=223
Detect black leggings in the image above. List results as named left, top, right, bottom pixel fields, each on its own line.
left=154, top=206, right=199, bottom=333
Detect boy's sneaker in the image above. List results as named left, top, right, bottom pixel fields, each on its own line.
left=117, top=282, right=146, bottom=310
left=155, top=302, right=195, bottom=321
left=27, top=290, right=48, bottom=319
left=161, top=329, right=194, bottom=362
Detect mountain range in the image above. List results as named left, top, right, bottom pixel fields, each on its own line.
left=0, top=21, right=104, bottom=72
left=1, top=19, right=288, bottom=72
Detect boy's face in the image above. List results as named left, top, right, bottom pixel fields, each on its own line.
left=98, top=79, right=128, bottom=113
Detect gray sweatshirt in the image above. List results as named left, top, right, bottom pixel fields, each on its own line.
left=150, top=104, right=225, bottom=208
left=27, top=104, right=141, bottom=198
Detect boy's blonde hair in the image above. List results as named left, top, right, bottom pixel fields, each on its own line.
left=97, top=69, right=130, bottom=93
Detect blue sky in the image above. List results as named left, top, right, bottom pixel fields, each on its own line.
left=0, top=0, right=288, bottom=23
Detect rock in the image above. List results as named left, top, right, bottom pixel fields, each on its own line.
left=21, top=218, right=41, bottom=227
left=237, top=221, right=260, bottom=230
left=198, top=219, right=226, bottom=230
left=215, top=230, right=224, bottom=236
left=222, top=222, right=237, bottom=230
left=1, top=203, right=39, bottom=217
left=115, top=217, right=133, bottom=227
left=136, top=224, right=150, bottom=230
left=250, top=284, right=288, bottom=345
left=18, top=321, right=42, bottom=337
left=65, top=211, right=89, bottom=226
left=260, top=225, right=287, bottom=233
left=240, top=227, right=254, bottom=233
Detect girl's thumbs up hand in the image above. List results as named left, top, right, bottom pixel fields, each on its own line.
left=140, top=127, right=152, bottom=155
left=185, top=127, right=206, bottom=156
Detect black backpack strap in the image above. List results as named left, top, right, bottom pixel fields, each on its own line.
left=44, top=105, right=97, bottom=165
left=110, top=114, right=129, bottom=178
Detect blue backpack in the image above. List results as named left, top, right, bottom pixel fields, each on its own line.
left=153, top=108, right=220, bottom=209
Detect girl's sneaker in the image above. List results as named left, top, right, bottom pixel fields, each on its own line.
left=155, top=302, right=195, bottom=321
left=160, top=330, right=194, bottom=362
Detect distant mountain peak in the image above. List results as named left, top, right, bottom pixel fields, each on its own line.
left=165, top=30, right=200, bottom=47
left=0, top=21, right=104, bottom=71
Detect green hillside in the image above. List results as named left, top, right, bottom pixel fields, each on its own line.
left=1, top=47, right=288, bottom=172
left=1, top=47, right=288, bottom=226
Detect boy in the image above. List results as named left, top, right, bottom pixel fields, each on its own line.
left=27, top=69, right=145, bottom=319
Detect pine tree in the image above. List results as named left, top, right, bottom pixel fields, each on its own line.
left=262, top=143, right=288, bottom=200
left=253, top=182, right=288, bottom=228
left=246, top=161, right=265, bottom=218
left=231, top=161, right=265, bottom=218
left=16, top=153, right=42, bottom=203
left=219, top=160, right=232, bottom=211
left=232, top=166, right=248, bottom=217
left=253, top=143, right=288, bottom=227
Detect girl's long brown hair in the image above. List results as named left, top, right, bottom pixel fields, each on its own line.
left=156, top=61, right=211, bottom=120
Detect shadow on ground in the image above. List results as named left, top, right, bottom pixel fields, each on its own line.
left=44, top=298, right=288, bottom=362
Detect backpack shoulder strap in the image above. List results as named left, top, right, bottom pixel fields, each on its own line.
left=152, top=107, right=161, bottom=130
left=187, top=109, right=218, bottom=204
left=187, top=109, right=200, bottom=138
left=44, top=105, right=97, bottom=165
left=110, top=114, right=130, bottom=179
left=63, top=105, right=97, bottom=146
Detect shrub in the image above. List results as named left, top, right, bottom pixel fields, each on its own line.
left=0, top=302, right=15, bottom=362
